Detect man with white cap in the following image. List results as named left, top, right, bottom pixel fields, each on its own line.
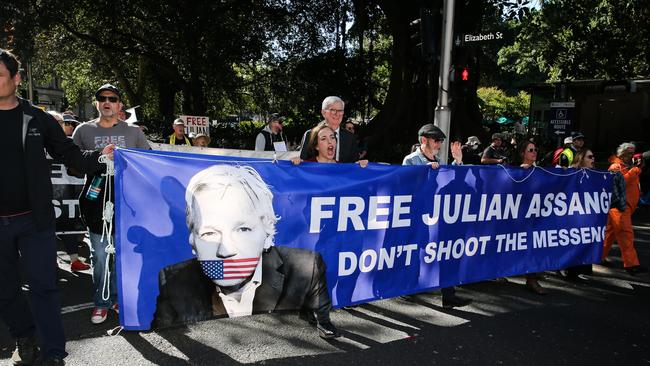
left=168, top=118, right=192, bottom=146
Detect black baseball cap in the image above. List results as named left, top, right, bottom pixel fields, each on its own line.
left=418, top=124, right=446, bottom=140
left=570, top=131, right=585, bottom=140
left=95, top=83, right=121, bottom=99
left=62, top=114, right=79, bottom=125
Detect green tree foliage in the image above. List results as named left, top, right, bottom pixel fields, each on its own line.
left=499, top=0, right=650, bottom=81
left=2, top=0, right=554, bottom=160
left=477, top=87, right=530, bottom=122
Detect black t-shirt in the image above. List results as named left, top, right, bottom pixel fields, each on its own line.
left=0, top=104, right=31, bottom=215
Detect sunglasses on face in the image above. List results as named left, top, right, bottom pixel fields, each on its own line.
left=97, top=95, right=119, bottom=103
left=586, top=155, right=594, bottom=159
left=527, top=148, right=538, bottom=153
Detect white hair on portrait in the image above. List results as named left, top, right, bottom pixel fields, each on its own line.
left=185, top=164, right=279, bottom=249
left=321, top=96, right=344, bottom=111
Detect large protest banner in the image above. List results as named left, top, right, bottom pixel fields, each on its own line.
left=115, top=148, right=612, bottom=330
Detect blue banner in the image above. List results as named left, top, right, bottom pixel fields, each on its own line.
left=115, top=148, right=611, bottom=330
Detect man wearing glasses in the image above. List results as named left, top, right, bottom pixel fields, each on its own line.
left=1, top=48, right=111, bottom=365
left=402, top=124, right=471, bottom=309
left=72, top=84, right=150, bottom=325
left=299, top=96, right=358, bottom=163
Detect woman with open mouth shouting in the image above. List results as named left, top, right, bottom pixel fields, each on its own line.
left=292, top=123, right=368, bottom=167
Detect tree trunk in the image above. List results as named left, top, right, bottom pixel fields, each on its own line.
left=369, top=1, right=440, bottom=163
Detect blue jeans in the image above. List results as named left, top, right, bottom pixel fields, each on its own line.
left=89, top=232, right=117, bottom=308
left=0, top=214, right=67, bottom=359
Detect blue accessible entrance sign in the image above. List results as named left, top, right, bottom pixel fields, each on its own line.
left=549, top=101, right=575, bottom=137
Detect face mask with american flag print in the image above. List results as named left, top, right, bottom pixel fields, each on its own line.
left=199, top=257, right=259, bottom=280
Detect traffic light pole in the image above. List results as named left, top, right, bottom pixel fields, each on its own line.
left=434, top=0, right=455, bottom=164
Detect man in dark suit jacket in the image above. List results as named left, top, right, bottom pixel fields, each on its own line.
left=150, top=164, right=339, bottom=338
left=299, top=96, right=357, bottom=163
left=152, top=246, right=334, bottom=332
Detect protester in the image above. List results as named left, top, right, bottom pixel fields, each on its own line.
left=481, top=133, right=508, bottom=164
left=299, top=96, right=357, bottom=163
left=558, top=148, right=598, bottom=281
left=0, top=48, right=112, bottom=365
left=461, top=136, right=482, bottom=165
left=572, top=149, right=595, bottom=170
left=72, top=83, right=150, bottom=324
left=192, top=133, right=211, bottom=147
left=402, top=123, right=471, bottom=308
left=403, top=124, right=463, bottom=167
left=292, top=124, right=368, bottom=167
left=168, top=118, right=191, bottom=145
left=255, top=113, right=287, bottom=151
left=118, top=106, right=131, bottom=121
left=602, top=142, right=648, bottom=275
left=516, top=140, right=548, bottom=294
left=544, top=136, right=573, bottom=167
left=558, top=131, right=585, bottom=167
left=343, top=119, right=368, bottom=159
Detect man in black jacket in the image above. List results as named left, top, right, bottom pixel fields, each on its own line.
left=0, top=48, right=112, bottom=365
left=151, top=164, right=339, bottom=339
left=299, top=96, right=357, bottom=163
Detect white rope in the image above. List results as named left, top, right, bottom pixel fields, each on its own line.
left=496, top=164, right=607, bottom=184
left=98, top=154, right=115, bottom=302
left=107, top=325, right=124, bottom=337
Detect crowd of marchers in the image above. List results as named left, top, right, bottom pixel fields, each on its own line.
left=1, top=47, right=647, bottom=366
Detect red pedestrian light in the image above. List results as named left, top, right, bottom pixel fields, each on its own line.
left=461, top=67, right=469, bottom=81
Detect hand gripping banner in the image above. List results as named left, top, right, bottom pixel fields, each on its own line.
left=114, top=148, right=612, bottom=330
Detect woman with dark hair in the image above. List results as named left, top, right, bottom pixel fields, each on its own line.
left=292, top=123, right=368, bottom=166
left=516, top=140, right=547, bottom=294
left=306, top=124, right=337, bottom=163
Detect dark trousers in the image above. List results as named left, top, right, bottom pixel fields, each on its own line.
left=61, top=234, right=79, bottom=256
left=0, top=213, right=67, bottom=359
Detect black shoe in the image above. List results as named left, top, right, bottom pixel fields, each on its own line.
left=11, top=335, right=38, bottom=365
left=442, top=295, right=472, bottom=309
left=299, top=310, right=317, bottom=325
left=35, top=356, right=65, bottom=366
left=317, top=322, right=340, bottom=339
left=626, top=265, right=648, bottom=276
left=601, top=258, right=614, bottom=267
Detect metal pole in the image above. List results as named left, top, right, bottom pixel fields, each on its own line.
left=434, top=0, right=455, bottom=164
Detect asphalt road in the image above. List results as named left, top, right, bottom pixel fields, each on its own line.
left=2, top=211, right=650, bottom=365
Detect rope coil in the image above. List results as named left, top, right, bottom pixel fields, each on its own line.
left=98, top=153, right=115, bottom=302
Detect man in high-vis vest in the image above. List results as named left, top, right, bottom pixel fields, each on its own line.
left=558, top=131, right=584, bottom=167
left=168, top=118, right=192, bottom=146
